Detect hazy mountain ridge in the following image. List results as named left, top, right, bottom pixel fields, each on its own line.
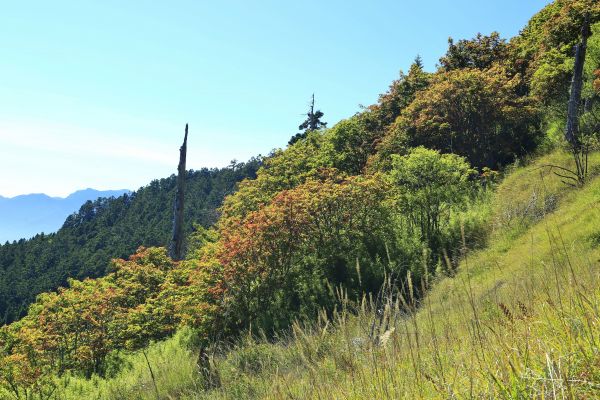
left=0, top=188, right=130, bottom=243
left=0, top=160, right=261, bottom=324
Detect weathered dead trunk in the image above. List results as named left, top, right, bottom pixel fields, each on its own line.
left=563, top=15, right=592, bottom=185
left=169, top=124, right=188, bottom=261
left=565, top=15, right=591, bottom=149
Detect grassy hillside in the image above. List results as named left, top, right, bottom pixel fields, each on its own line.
left=2, top=2, right=599, bottom=397
left=46, top=150, right=600, bottom=399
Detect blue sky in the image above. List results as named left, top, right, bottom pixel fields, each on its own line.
left=0, top=0, right=551, bottom=197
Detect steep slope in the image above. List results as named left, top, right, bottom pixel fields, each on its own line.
left=0, top=1, right=598, bottom=397
left=0, top=189, right=130, bottom=243
left=0, top=159, right=260, bottom=324
left=52, top=151, right=600, bottom=399
left=197, top=152, right=600, bottom=399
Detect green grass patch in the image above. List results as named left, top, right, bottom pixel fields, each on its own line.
left=41, top=150, right=600, bottom=399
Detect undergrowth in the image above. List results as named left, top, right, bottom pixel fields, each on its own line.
left=20, top=150, right=600, bottom=400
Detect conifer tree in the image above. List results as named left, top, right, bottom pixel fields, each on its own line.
left=289, top=94, right=327, bottom=145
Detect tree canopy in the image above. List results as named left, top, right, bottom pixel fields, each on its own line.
left=0, top=159, right=261, bottom=325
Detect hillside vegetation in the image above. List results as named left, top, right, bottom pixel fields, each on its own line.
left=0, top=160, right=260, bottom=324
left=1, top=1, right=599, bottom=399
left=49, top=150, right=600, bottom=399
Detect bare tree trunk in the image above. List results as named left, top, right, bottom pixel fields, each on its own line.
left=169, top=124, right=188, bottom=261
left=564, top=15, right=592, bottom=184
left=565, top=15, right=591, bottom=147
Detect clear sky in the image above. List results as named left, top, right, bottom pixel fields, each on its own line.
left=0, top=0, right=551, bottom=197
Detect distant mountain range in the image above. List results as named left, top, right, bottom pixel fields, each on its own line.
left=0, top=188, right=130, bottom=243
left=0, top=159, right=261, bottom=324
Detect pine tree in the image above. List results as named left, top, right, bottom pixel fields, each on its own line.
left=289, top=94, right=327, bottom=145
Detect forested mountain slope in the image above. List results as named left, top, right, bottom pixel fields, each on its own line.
left=0, top=159, right=261, bottom=324
left=0, top=189, right=130, bottom=243
left=0, top=0, right=598, bottom=398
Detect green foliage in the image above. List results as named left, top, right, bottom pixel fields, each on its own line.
left=0, top=245, right=227, bottom=398
left=580, top=22, right=600, bottom=147
left=380, top=66, right=541, bottom=169
left=514, top=0, right=600, bottom=114
left=327, top=116, right=377, bottom=174
left=0, top=159, right=261, bottom=325
left=388, top=147, right=477, bottom=248
left=41, top=329, right=202, bottom=400
left=439, top=31, right=509, bottom=71
left=220, top=133, right=338, bottom=223
left=3, top=2, right=600, bottom=397
left=289, top=94, right=328, bottom=145
left=46, top=149, right=600, bottom=400
left=218, top=173, right=397, bottom=334
left=512, top=0, right=600, bottom=69
left=0, top=248, right=175, bottom=387
left=530, top=47, right=573, bottom=108
left=367, top=57, right=431, bottom=132
left=217, top=150, right=482, bottom=335
left=33, top=156, right=600, bottom=399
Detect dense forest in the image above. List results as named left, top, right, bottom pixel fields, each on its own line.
left=0, top=0, right=599, bottom=398
left=0, top=159, right=261, bottom=324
